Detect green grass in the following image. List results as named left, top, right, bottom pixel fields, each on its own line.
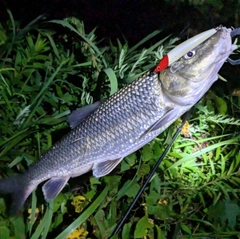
left=0, top=12, right=239, bottom=239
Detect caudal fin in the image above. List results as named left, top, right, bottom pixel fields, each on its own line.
left=0, top=174, right=34, bottom=215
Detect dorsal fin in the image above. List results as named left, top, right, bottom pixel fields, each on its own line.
left=67, top=101, right=102, bottom=128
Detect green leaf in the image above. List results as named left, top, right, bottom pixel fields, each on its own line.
left=122, top=222, right=132, bottom=239
left=94, top=210, right=109, bottom=238
left=52, top=193, right=68, bottom=213
left=10, top=216, right=26, bottom=239
left=208, top=199, right=240, bottom=229
left=148, top=204, right=174, bottom=220
left=214, top=96, right=227, bottom=115
left=0, top=226, right=10, bottom=239
left=181, top=224, right=192, bottom=234
left=104, top=175, right=121, bottom=195
left=155, top=225, right=166, bottom=239
left=124, top=180, right=140, bottom=198
left=134, top=214, right=153, bottom=238
left=141, top=144, right=154, bottom=162
left=150, top=173, right=161, bottom=194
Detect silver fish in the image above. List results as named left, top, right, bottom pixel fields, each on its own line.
left=0, top=26, right=237, bottom=215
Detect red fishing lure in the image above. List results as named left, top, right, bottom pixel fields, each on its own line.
left=154, top=28, right=217, bottom=72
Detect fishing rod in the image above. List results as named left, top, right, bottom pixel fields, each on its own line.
left=109, top=25, right=240, bottom=238
left=109, top=109, right=191, bottom=238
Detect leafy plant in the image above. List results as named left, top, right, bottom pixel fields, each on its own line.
left=0, top=11, right=239, bottom=239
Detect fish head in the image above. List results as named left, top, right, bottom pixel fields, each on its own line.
left=160, top=27, right=238, bottom=105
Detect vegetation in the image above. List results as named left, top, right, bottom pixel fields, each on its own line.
left=0, top=11, right=240, bottom=238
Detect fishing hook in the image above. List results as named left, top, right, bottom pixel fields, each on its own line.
left=154, top=28, right=217, bottom=72
left=227, top=27, right=240, bottom=65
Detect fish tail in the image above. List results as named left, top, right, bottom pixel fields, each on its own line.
left=0, top=173, right=34, bottom=215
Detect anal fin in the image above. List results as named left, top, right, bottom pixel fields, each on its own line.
left=93, top=158, right=123, bottom=178
left=42, top=177, right=69, bottom=202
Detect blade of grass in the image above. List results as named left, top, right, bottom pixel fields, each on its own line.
left=174, top=134, right=232, bottom=149
left=55, top=185, right=109, bottom=239
left=17, top=15, right=45, bottom=40
left=145, top=35, right=171, bottom=54
left=103, top=68, right=118, bottom=95
left=42, top=32, right=60, bottom=61
left=30, top=201, right=54, bottom=239
left=128, top=30, right=162, bottom=53
left=48, top=20, right=107, bottom=68
left=168, top=136, right=240, bottom=169
left=0, top=129, right=36, bottom=157
left=5, top=10, right=16, bottom=61
left=130, top=50, right=147, bottom=73
left=21, top=58, right=69, bottom=129
left=28, top=190, right=37, bottom=235
left=41, top=201, right=54, bottom=239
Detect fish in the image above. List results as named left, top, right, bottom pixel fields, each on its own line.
left=0, top=26, right=237, bottom=215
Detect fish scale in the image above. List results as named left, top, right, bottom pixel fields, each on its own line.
left=29, top=72, right=165, bottom=180
left=0, top=26, right=237, bottom=215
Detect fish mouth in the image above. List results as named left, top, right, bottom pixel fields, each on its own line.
left=161, top=27, right=238, bottom=106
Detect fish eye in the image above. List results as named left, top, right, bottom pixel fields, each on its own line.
left=184, top=50, right=196, bottom=59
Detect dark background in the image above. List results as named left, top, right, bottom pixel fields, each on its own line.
left=0, top=0, right=239, bottom=44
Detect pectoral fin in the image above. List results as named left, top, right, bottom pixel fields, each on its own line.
left=67, top=101, right=102, bottom=128
left=93, top=158, right=123, bottom=178
left=42, top=177, right=70, bottom=202
left=140, top=109, right=174, bottom=139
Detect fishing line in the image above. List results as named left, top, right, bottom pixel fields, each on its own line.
left=109, top=109, right=191, bottom=238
